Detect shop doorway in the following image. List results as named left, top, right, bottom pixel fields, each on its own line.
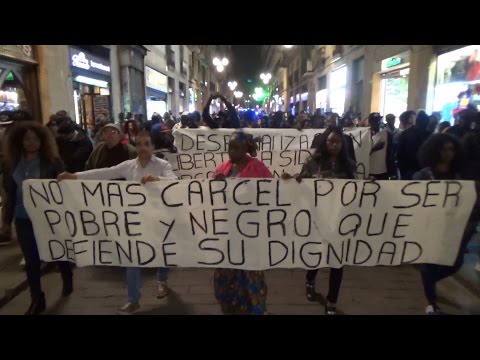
left=380, top=68, right=409, bottom=127
left=73, top=82, right=111, bottom=132
left=0, top=59, right=40, bottom=120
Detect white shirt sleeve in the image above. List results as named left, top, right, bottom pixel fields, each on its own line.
left=158, top=161, right=178, bottom=180
left=76, top=161, right=128, bottom=180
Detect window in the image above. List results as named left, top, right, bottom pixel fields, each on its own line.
left=318, top=75, right=327, bottom=90
left=352, top=56, right=365, bottom=113
left=166, top=45, right=175, bottom=69
left=329, top=66, right=347, bottom=115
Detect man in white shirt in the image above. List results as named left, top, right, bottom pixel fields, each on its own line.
left=58, top=130, right=178, bottom=315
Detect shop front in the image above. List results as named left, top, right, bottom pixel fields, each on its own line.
left=432, top=45, right=480, bottom=124
left=0, top=45, right=41, bottom=120
left=145, top=66, right=167, bottom=119
left=70, top=47, right=112, bottom=130
left=379, top=51, right=410, bottom=125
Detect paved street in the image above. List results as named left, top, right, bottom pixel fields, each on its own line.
left=1, top=264, right=479, bottom=315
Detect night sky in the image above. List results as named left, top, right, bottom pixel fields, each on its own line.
left=231, top=45, right=262, bottom=93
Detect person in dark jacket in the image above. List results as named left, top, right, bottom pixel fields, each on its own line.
left=282, top=126, right=356, bottom=315
left=56, top=117, right=93, bottom=173
left=202, top=93, right=240, bottom=129
left=446, top=108, right=478, bottom=139
left=397, top=110, right=431, bottom=180
left=413, top=133, right=478, bottom=314
left=2, top=121, right=73, bottom=315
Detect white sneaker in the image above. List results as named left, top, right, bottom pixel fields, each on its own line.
left=475, top=262, right=480, bottom=272
left=156, top=282, right=169, bottom=299
left=117, top=302, right=140, bottom=315
left=425, top=305, right=441, bottom=315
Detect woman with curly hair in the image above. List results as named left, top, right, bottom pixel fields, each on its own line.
left=413, top=133, right=476, bottom=314
left=212, top=131, right=272, bottom=315
left=282, top=126, right=356, bottom=315
left=2, top=121, right=73, bottom=315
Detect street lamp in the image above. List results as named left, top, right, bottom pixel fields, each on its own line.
left=228, top=81, right=237, bottom=91
left=283, top=45, right=293, bottom=49
left=260, top=72, right=272, bottom=84
left=234, top=91, right=243, bottom=98
left=213, top=57, right=229, bottom=72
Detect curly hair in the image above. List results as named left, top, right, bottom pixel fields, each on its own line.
left=312, top=126, right=355, bottom=177
left=2, top=121, right=59, bottom=167
left=417, top=133, right=463, bottom=172
left=230, top=131, right=258, bottom=157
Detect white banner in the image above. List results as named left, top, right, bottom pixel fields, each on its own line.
left=163, top=150, right=314, bottom=179
left=24, top=179, right=476, bottom=270
left=169, top=128, right=371, bottom=179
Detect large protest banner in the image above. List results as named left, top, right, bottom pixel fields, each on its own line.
left=170, top=127, right=371, bottom=179
left=24, top=179, right=475, bottom=270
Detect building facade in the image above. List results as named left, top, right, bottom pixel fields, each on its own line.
left=262, top=45, right=479, bottom=125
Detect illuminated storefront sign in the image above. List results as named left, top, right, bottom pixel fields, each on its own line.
left=70, top=48, right=111, bottom=75
left=146, top=66, right=167, bottom=93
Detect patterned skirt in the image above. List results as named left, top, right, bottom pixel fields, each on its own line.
left=214, top=269, right=268, bottom=315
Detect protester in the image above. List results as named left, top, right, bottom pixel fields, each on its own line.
left=368, top=113, right=393, bottom=180
left=282, top=126, right=356, bottom=315
left=397, top=110, right=431, bottom=180
left=203, top=93, right=240, bottom=129
left=2, top=121, right=73, bottom=315
left=85, top=124, right=136, bottom=172
left=58, top=131, right=177, bottom=314
left=438, top=121, right=451, bottom=133
left=413, top=133, right=477, bottom=314
left=212, top=131, right=272, bottom=315
left=124, top=119, right=139, bottom=145
left=56, top=117, right=93, bottom=173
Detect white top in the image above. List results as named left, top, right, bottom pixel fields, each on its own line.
left=369, top=129, right=388, bottom=175
left=76, top=155, right=178, bottom=181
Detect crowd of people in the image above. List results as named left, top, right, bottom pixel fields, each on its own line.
left=0, top=94, right=479, bottom=316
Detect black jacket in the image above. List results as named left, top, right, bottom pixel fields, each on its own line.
left=2, top=157, right=65, bottom=225
left=396, top=126, right=431, bottom=180
left=57, top=131, right=93, bottom=173
left=202, top=97, right=240, bottom=129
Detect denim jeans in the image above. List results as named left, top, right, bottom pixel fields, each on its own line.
left=127, top=267, right=170, bottom=303
left=15, top=218, right=72, bottom=300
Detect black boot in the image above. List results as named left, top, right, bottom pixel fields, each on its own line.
left=62, top=275, right=73, bottom=297
left=306, top=282, right=316, bottom=302
left=25, top=294, right=46, bottom=315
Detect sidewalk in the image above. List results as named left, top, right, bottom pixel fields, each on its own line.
left=0, top=240, right=51, bottom=308
left=1, top=263, right=480, bottom=315
left=1, top=238, right=479, bottom=314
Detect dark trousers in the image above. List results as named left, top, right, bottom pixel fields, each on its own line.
left=421, top=224, right=475, bottom=305
left=306, top=268, right=344, bottom=303
left=15, top=218, right=72, bottom=300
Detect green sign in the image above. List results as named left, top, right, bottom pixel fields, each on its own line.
left=386, top=57, right=402, bottom=68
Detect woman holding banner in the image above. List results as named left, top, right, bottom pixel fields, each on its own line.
left=282, top=126, right=356, bottom=315
left=2, top=121, right=73, bottom=315
left=212, top=131, right=272, bottom=315
left=413, top=133, right=478, bottom=315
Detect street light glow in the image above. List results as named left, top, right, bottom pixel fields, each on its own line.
left=217, top=64, right=224, bottom=72
left=213, top=57, right=220, bottom=66
left=222, top=57, right=229, bottom=66
left=283, top=45, right=293, bottom=49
